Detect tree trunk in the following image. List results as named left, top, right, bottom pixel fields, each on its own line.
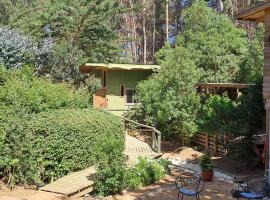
left=216, top=0, right=224, bottom=12
left=143, top=0, right=147, bottom=64
left=152, top=2, right=156, bottom=61
left=165, top=0, right=169, bottom=42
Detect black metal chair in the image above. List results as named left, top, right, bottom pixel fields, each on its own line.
left=236, top=176, right=268, bottom=200
left=175, top=172, right=204, bottom=200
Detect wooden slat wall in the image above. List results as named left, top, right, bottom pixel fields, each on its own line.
left=192, top=133, right=226, bottom=156
left=264, top=10, right=270, bottom=99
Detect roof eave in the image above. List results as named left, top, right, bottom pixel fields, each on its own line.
left=234, top=1, right=270, bottom=22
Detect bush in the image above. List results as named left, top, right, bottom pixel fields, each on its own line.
left=0, top=65, right=90, bottom=115
left=126, top=157, right=171, bottom=190
left=0, top=109, right=125, bottom=186
left=94, top=152, right=127, bottom=196
left=198, top=82, right=264, bottom=167
left=133, top=46, right=200, bottom=142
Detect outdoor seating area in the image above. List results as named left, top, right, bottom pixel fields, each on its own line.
left=232, top=176, right=268, bottom=200
left=175, top=172, right=204, bottom=200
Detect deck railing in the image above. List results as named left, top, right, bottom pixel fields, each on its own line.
left=121, top=117, right=161, bottom=153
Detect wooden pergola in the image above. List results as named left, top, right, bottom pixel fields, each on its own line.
left=197, top=82, right=254, bottom=99
left=235, top=0, right=270, bottom=181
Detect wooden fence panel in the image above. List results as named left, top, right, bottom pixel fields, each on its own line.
left=192, top=133, right=226, bottom=156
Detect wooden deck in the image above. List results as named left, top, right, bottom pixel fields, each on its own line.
left=125, top=134, right=159, bottom=164
left=39, top=135, right=158, bottom=197
left=40, top=166, right=95, bottom=197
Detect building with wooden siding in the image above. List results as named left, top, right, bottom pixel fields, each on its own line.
left=80, top=63, right=160, bottom=116
left=235, top=0, right=270, bottom=179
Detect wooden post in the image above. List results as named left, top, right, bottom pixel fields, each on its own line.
left=152, top=130, right=155, bottom=149
left=157, top=132, right=161, bottom=153
left=205, top=133, right=209, bottom=150
left=264, top=9, right=270, bottom=182
left=214, top=134, right=218, bottom=155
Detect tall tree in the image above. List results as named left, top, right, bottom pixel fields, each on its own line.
left=4, top=0, right=121, bottom=83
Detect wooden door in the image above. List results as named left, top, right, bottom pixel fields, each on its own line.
left=93, top=89, right=107, bottom=108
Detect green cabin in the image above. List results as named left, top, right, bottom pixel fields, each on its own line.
left=80, top=63, right=160, bottom=116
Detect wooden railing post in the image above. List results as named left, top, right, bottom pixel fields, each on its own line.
left=120, top=117, right=161, bottom=153
left=157, top=132, right=161, bottom=153
left=152, top=130, right=155, bottom=149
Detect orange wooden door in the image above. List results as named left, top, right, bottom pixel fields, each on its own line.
left=93, top=89, right=107, bottom=108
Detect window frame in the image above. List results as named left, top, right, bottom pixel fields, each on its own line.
left=102, top=70, right=107, bottom=88
left=125, top=88, right=136, bottom=105
left=120, top=85, right=125, bottom=97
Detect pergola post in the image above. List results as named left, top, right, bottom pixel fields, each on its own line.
left=265, top=9, right=270, bottom=183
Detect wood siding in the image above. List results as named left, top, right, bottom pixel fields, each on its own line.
left=264, top=9, right=270, bottom=100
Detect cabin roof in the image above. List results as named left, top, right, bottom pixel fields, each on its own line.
left=80, top=63, right=160, bottom=73
left=235, top=1, right=270, bottom=22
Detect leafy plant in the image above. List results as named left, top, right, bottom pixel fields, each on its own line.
left=94, top=146, right=127, bottom=196
left=199, top=153, right=213, bottom=172
left=126, top=157, right=171, bottom=190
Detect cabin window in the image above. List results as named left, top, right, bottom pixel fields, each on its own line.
left=120, top=85, right=125, bottom=97
left=102, top=71, right=107, bottom=87
left=126, top=89, right=136, bottom=104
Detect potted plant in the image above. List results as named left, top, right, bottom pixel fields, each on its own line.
left=199, top=153, right=214, bottom=182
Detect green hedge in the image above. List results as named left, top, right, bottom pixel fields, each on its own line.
left=0, top=109, right=125, bottom=186
left=0, top=65, right=90, bottom=115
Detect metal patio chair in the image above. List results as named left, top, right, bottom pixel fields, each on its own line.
left=175, top=172, right=204, bottom=200
left=236, top=176, right=268, bottom=200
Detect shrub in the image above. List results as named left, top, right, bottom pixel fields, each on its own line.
left=198, top=82, right=264, bottom=167
left=134, top=46, right=200, bottom=142
left=94, top=151, right=127, bottom=196
left=0, top=65, right=90, bottom=115
left=0, top=109, right=125, bottom=186
left=126, top=157, right=171, bottom=190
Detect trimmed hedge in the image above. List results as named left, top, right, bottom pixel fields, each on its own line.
left=0, top=109, right=125, bottom=186
left=0, top=65, right=90, bottom=115
left=0, top=66, right=125, bottom=187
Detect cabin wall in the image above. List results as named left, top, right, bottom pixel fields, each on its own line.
left=106, top=70, right=151, bottom=114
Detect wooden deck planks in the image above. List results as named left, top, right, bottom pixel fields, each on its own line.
left=39, top=166, right=95, bottom=196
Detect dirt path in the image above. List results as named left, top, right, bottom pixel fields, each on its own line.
left=0, top=184, right=63, bottom=200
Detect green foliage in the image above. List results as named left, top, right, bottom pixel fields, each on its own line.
left=198, top=94, right=238, bottom=135
left=126, top=157, right=171, bottom=190
left=94, top=157, right=171, bottom=196
left=198, top=83, right=264, bottom=166
left=0, top=65, right=90, bottom=115
left=177, top=0, right=249, bottom=82
left=6, top=0, right=121, bottom=83
left=94, top=146, right=127, bottom=196
left=199, top=153, right=213, bottom=172
left=133, top=45, right=200, bottom=141
left=0, top=109, right=125, bottom=186
left=240, top=25, right=264, bottom=83
left=0, top=66, right=125, bottom=187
